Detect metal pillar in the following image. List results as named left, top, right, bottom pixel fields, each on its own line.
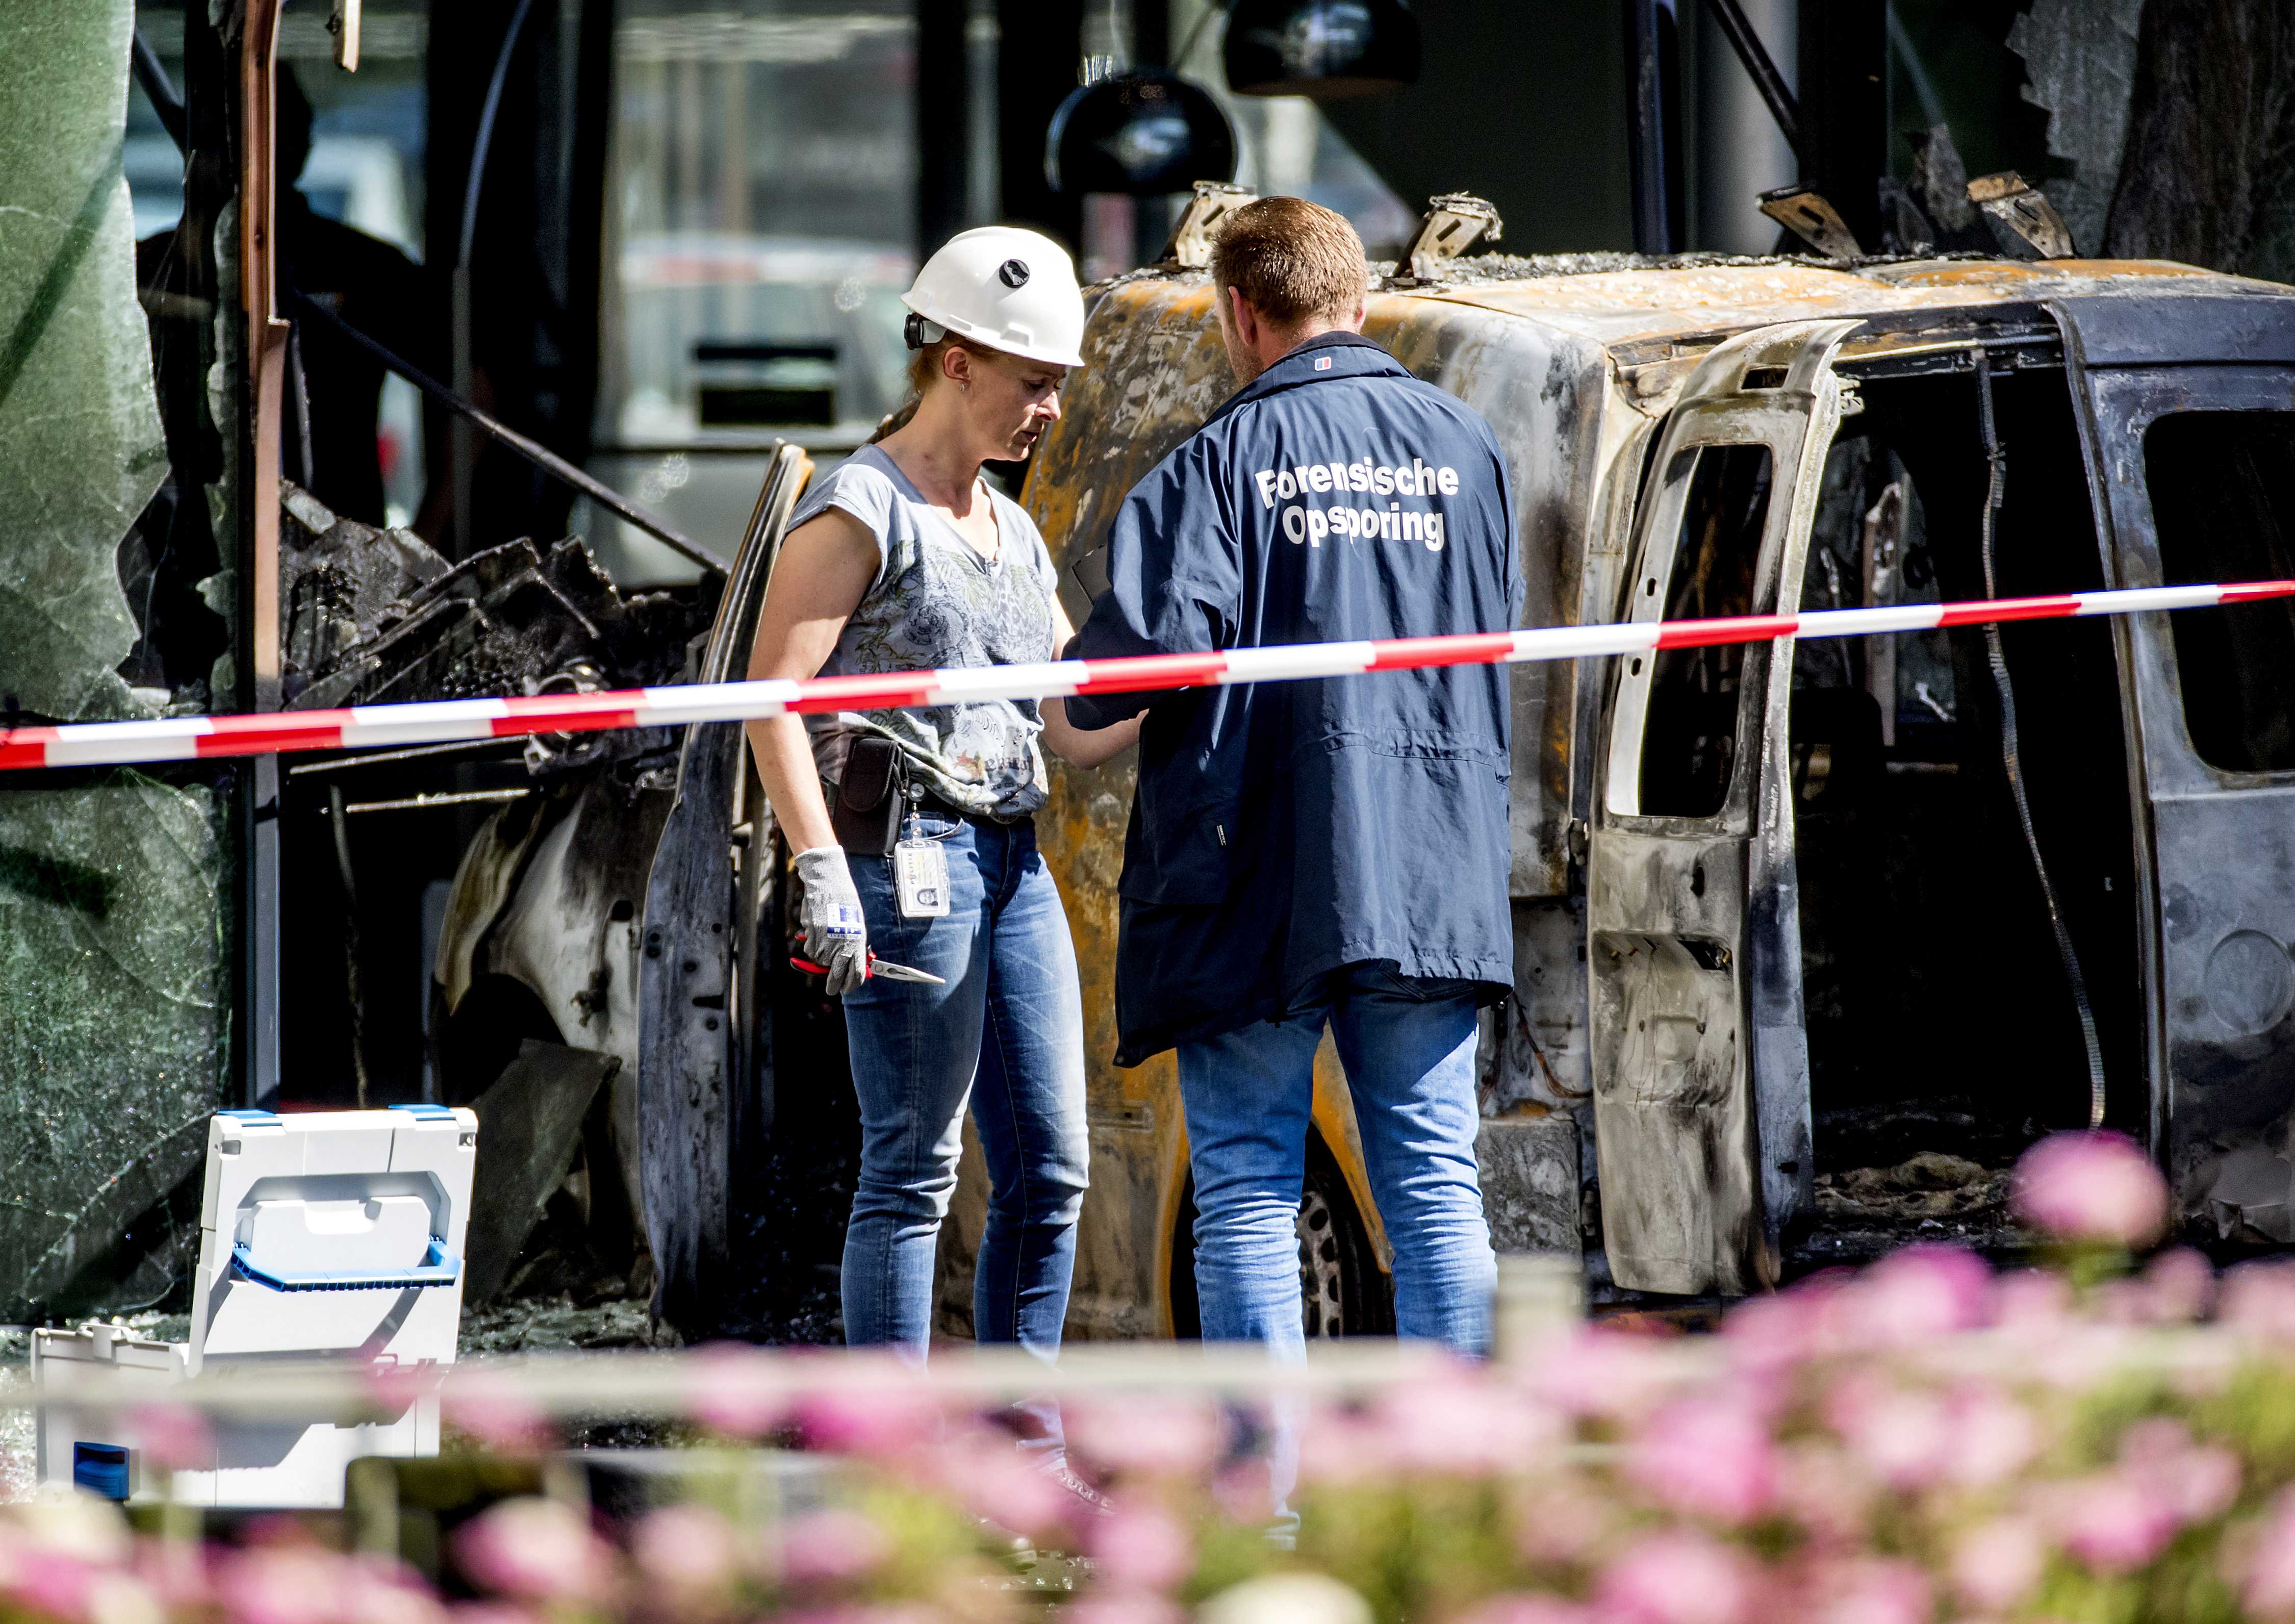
left=917, top=0, right=970, bottom=254
left=1624, top=0, right=1685, bottom=255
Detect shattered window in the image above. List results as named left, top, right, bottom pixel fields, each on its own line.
left=1636, top=444, right=1775, bottom=819
left=0, top=771, right=230, bottom=1320
left=2146, top=411, right=2295, bottom=775
left=1, top=2, right=230, bottom=1318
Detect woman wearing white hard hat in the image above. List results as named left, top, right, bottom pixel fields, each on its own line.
left=744, top=229, right=1135, bottom=1400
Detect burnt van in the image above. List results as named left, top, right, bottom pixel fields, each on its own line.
left=438, top=205, right=2295, bottom=1334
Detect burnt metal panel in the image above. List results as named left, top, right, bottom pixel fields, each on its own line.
left=1588, top=318, right=1855, bottom=1296
left=2057, top=300, right=2295, bottom=1225
left=638, top=445, right=804, bottom=1336
left=2055, top=289, right=2295, bottom=369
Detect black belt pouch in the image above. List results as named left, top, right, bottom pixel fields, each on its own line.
left=829, top=734, right=905, bottom=856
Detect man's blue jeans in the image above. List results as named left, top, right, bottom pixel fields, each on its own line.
left=1176, top=965, right=1496, bottom=1357
left=839, top=813, right=1089, bottom=1358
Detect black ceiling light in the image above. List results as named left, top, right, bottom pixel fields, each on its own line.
left=1221, top=0, right=1421, bottom=98
left=1047, top=69, right=1239, bottom=197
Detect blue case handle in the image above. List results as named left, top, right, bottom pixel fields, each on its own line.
left=230, top=1235, right=462, bottom=1293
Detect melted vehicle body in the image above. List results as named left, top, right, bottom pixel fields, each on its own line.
left=992, top=249, right=2295, bottom=1314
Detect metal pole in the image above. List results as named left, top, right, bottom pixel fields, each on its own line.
left=1698, top=0, right=1799, bottom=156
left=917, top=0, right=970, bottom=253
left=452, top=0, right=541, bottom=554
left=290, top=289, right=729, bottom=574
left=1623, top=0, right=1685, bottom=255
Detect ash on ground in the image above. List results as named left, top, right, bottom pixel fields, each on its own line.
left=1788, top=1095, right=2042, bottom=1273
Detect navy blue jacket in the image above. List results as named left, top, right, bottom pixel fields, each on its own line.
left=1066, top=332, right=1522, bottom=1064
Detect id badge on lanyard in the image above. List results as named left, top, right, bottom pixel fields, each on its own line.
left=894, top=810, right=951, bottom=919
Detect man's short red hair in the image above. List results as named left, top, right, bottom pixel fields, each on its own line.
left=1210, top=196, right=1368, bottom=329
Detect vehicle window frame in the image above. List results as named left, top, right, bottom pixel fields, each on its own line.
left=2076, top=363, right=2295, bottom=793
left=1604, top=432, right=1790, bottom=823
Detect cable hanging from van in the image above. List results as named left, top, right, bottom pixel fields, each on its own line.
left=1973, top=349, right=2110, bottom=1131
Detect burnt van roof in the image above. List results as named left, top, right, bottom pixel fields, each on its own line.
left=1398, top=255, right=2287, bottom=354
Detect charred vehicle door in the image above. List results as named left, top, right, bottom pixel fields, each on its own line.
left=1590, top=319, right=1859, bottom=1295
left=2057, top=293, right=2295, bottom=1232
left=640, top=443, right=808, bottom=1332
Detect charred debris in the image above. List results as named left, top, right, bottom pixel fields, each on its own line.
left=278, top=482, right=715, bottom=717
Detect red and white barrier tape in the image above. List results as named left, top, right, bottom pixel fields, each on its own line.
left=4, top=579, right=2290, bottom=773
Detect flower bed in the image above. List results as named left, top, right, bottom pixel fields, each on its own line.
left=8, top=1132, right=2295, bottom=1624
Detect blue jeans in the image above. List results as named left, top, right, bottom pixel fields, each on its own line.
left=1176, top=965, right=1496, bottom=1357
left=840, top=813, right=1090, bottom=1359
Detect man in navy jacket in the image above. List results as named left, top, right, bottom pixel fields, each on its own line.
left=1065, top=198, right=1521, bottom=1357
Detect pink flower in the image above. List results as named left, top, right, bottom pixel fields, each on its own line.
left=1989, top=1268, right=2074, bottom=1331
left=789, top=1365, right=938, bottom=1458
left=1627, top=1397, right=1777, bottom=1524
left=1067, top=1398, right=1224, bottom=1479
left=2013, top=1132, right=2169, bottom=1247
left=441, top=1371, right=551, bottom=1454
left=685, top=1344, right=788, bottom=1439
left=1594, top=1533, right=1757, bottom=1624
left=1372, top=1376, right=1559, bottom=1475
left=1821, top=1373, right=1951, bottom=1491
left=1210, top=1459, right=1276, bottom=1526
left=777, top=1510, right=889, bottom=1587
left=1722, top=1278, right=1847, bottom=1371
left=2139, top=1249, right=2217, bottom=1323
left=1768, top=1442, right=1874, bottom=1552
left=942, top=1438, right=1077, bottom=1539
left=1294, top=1407, right=1391, bottom=1487
left=451, top=1499, right=613, bottom=1604
left=218, top=1549, right=348, bottom=1624
left=630, top=1505, right=741, bottom=1597
left=1842, top=1246, right=1991, bottom=1346
left=131, top=1539, right=215, bottom=1615
left=2044, top=1473, right=2180, bottom=1573
left=1514, top=1483, right=1614, bottom=1566
left=2220, top=1262, right=2295, bottom=1341
left=339, top=1559, right=447, bottom=1624
left=1942, top=1385, right=2039, bottom=1488
left=2120, top=1419, right=2239, bottom=1523
left=2240, top=1489, right=2295, bottom=1616
left=1952, top=1517, right=2047, bottom=1611
left=1089, top=1507, right=1195, bottom=1593
left=1536, top=1330, right=1681, bottom=1422
left=1799, top=1558, right=1929, bottom=1624
left=6, top=1551, right=104, bottom=1624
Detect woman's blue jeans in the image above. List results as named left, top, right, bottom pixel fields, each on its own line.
left=839, top=812, right=1089, bottom=1360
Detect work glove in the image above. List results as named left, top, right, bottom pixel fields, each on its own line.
left=794, top=845, right=870, bottom=997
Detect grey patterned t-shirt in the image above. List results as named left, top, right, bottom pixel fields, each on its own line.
left=793, top=445, right=1058, bottom=819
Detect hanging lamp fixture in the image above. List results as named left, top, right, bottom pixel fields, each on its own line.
left=1220, top=0, right=1421, bottom=99
left=1047, top=59, right=1239, bottom=197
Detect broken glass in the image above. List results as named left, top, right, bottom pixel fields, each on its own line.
left=0, top=770, right=230, bottom=1321
left=0, top=0, right=170, bottom=724
left=0, top=3, right=220, bottom=1320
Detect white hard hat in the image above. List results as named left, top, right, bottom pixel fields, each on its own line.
left=902, top=226, right=1087, bottom=370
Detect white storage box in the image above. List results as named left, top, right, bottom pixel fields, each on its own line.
left=34, top=1104, right=478, bottom=1508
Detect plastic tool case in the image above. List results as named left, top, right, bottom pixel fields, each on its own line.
left=34, top=1104, right=478, bottom=1507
